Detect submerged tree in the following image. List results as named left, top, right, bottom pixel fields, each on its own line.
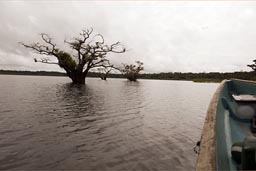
left=20, top=28, right=125, bottom=84
left=121, top=61, right=144, bottom=81
left=248, top=60, right=256, bottom=72
left=96, top=60, right=114, bottom=80
left=97, top=66, right=113, bottom=80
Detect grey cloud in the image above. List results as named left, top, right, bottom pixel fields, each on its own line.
left=0, top=1, right=256, bottom=73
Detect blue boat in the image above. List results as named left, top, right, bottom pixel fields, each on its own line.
left=196, top=79, right=256, bottom=170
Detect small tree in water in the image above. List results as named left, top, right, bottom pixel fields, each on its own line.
left=97, top=66, right=113, bottom=80
left=248, top=60, right=256, bottom=72
left=121, top=61, right=143, bottom=81
left=20, top=28, right=125, bottom=84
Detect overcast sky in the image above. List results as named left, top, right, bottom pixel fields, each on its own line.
left=1, top=1, right=256, bottom=73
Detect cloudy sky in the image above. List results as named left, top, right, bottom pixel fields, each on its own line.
left=1, top=1, right=256, bottom=73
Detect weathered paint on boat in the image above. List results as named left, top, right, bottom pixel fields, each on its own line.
left=196, top=79, right=256, bottom=170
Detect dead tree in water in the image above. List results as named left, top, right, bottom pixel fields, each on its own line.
left=97, top=65, right=113, bottom=80
left=20, top=28, right=125, bottom=84
left=121, top=61, right=144, bottom=81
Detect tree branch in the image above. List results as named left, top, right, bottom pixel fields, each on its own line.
left=19, top=33, right=58, bottom=57
left=34, top=58, right=59, bottom=65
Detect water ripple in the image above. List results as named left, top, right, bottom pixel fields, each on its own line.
left=0, top=76, right=218, bottom=170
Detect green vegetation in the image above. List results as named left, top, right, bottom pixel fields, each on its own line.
left=191, top=78, right=223, bottom=83
left=0, top=70, right=67, bottom=77
left=1, top=70, right=256, bottom=83
left=120, top=61, right=144, bottom=81
left=248, top=60, right=256, bottom=71
left=139, top=72, right=256, bottom=82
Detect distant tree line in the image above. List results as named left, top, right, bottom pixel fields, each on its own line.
left=2, top=70, right=256, bottom=82
left=0, top=70, right=67, bottom=76
left=139, top=71, right=256, bottom=82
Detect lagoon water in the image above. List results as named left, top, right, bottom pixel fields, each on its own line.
left=0, top=75, right=218, bottom=170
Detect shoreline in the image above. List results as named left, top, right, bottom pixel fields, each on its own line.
left=0, top=70, right=255, bottom=83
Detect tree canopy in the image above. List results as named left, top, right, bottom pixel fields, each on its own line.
left=20, top=28, right=126, bottom=84
left=121, top=61, right=144, bottom=81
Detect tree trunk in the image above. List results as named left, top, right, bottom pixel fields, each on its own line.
left=69, top=71, right=86, bottom=84
left=127, top=77, right=137, bottom=81
left=100, top=75, right=107, bottom=80
left=127, top=73, right=137, bottom=81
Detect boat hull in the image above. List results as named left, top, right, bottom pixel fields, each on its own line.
left=196, top=79, right=256, bottom=170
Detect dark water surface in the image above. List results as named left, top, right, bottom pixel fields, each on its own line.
left=0, top=75, right=218, bottom=170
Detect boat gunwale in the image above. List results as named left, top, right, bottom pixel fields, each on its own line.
left=196, top=79, right=226, bottom=171
left=196, top=79, right=256, bottom=171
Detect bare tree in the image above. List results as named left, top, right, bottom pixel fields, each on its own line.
left=97, top=67, right=113, bottom=80
left=95, top=60, right=115, bottom=80
left=121, top=61, right=144, bottom=81
left=20, top=28, right=125, bottom=84
left=248, top=60, right=256, bottom=72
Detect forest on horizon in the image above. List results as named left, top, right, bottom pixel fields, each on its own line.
left=1, top=69, right=256, bottom=83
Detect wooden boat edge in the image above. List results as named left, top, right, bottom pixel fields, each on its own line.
left=196, top=79, right=256, bottom=170
left=196, top=79, right=226, bottom=171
